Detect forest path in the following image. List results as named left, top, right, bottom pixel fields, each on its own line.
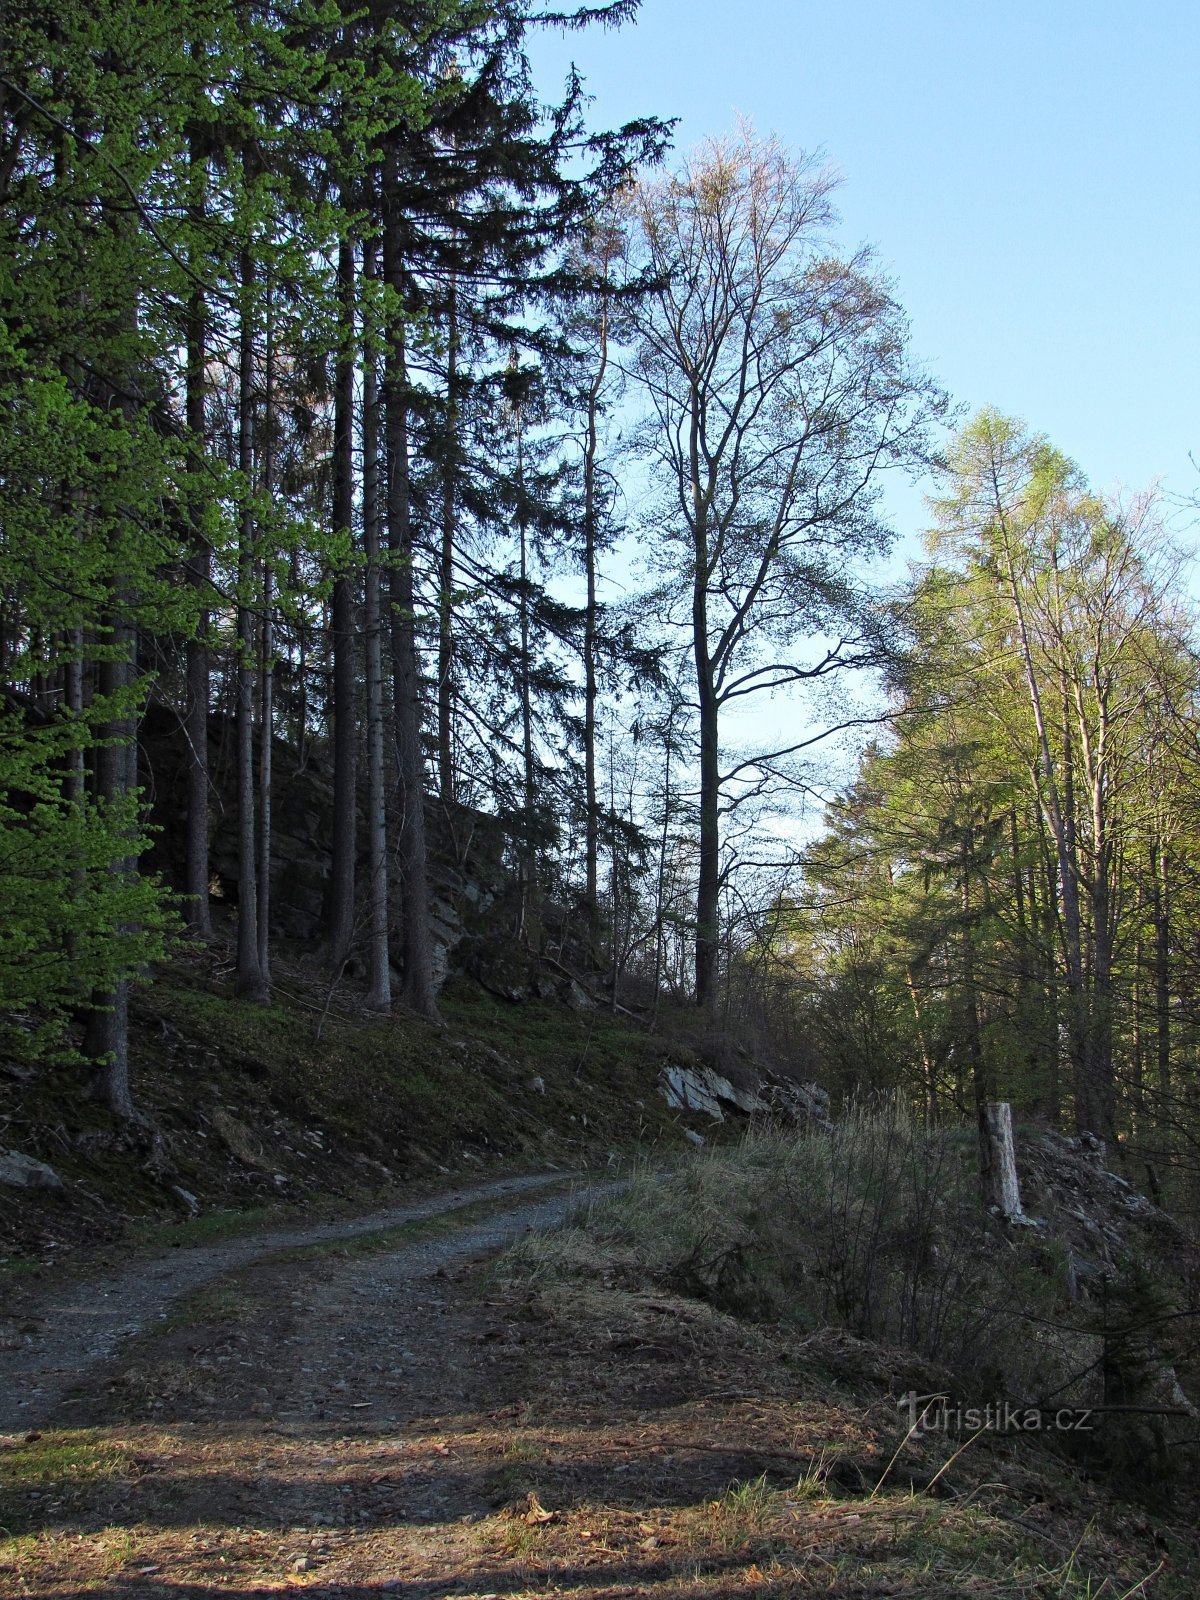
left=0, top=1169, right=596, bottom=1434
left=0, top=1161, right=1181, bottom=1598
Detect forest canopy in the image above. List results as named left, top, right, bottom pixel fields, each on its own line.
left=2, top=0, right=1198, bottom=1203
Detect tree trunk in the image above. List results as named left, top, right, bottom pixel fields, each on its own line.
left=1131, top=872, right=1146, bottom=1134
left=607, top=719, right=620, bottom=1010
left=689, top=374, right=720, bottom=1011
left=694, top=621, right=720, bottom=1010
left=650, top=702, right=676, bottom=1026
left=998, top=520, right=1091, bottom=1130
left=582, top=286, right=609, bottom=938
left=183, top=122, right=213, bottom=940
left=86, top=609, right=138, bottom=1119
left=362, top=235, right=391, bottom=1011
left=383, top=147, right=439, bottom=1021
left=328, top=236, right=358, bottom=972
left=905, top=965, right=936, bottom=1118
left=437, top=254, right=458, bottom=801
left=256, top=284, right=276, bottom=983
left=235, top=246, right=268, bottom=1003
left=1152, top=836, right=1171, bottom=1121
left=1010, top=805, right=1051, bottom=1117
left=961, top=855, right=996, bottom=1179
left=1039, top=823, right=1063, bottom=1125
left=515, top=406, right=539, bottom=948
left=980, top=1102, right=1025, bottom=1218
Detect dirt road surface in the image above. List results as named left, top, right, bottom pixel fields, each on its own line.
left=0, top=1171, right=594, bottom=1433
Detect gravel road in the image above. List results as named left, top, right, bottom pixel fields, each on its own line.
left=0, top=1170, right=600, bottom=1432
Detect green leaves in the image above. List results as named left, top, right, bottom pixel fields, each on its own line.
left=0, top=702, right=177, bottom=1064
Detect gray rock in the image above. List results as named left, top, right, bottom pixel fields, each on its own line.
left=765, top=1078, right=832, bottom=1125
left=660, top=1062, right=768, bottom=1121
left=560, top=979, right=595, bottom=1011
left=660, top=1064, right=725, bottom=1121
left=428, top=939, right=451, bottom=990
left=0, top=1149, right=64, bottom=1190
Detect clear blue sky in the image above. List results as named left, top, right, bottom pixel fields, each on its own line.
left=529, top=0, right=1199, bottom=548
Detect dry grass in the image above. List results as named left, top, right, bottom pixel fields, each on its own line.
left=2, top=1411, right=1183, bottom=1598
left=4, top=1123, right=1198, bottom=1598
left=506, top=1109, right=1156, bottom=1432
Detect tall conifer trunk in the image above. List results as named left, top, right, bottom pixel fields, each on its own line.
left=383, top=147, right=439, bottom=1020
left=256, top=283, right=276, bottom=983
left=183, top=120, right=213, bottom=940
left=86, top=607, right=138, bottom=1119
left=329, top=237, right=358, bottom=971
left=515, top=403, right=539, bottom=946
left=362, top=235, right=391, bottom=1011
left=235, top=246, right=268, bottom=1002
left=437, top=244, right=458, bottom=801
left=82, top=193, right=145, bottom=1116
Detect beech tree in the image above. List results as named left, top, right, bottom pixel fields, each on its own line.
left=627, top=128, right=944, bottom=1009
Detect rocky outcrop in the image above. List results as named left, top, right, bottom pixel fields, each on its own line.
left=139, top=707, right=512, bottom=988
left=658, top=1060, right=830, bottom=1126
left=1017, top=1129, right=1181, bottom=1290
left=660, top=1062, right=766, bottom=1121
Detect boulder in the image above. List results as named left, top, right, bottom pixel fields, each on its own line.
left=0, top=1148, right=64, bottom=1190
left=209, top=1107, right=268, bottom=1169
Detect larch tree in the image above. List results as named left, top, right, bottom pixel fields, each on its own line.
left=929, top=410, right=1185, bottom=1139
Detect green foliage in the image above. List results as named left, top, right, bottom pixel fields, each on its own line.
left=776, top=409, right=1200, bottom=1156
left=0, top=704, right=176, bottom=1063
left=0, top=340, right=182, bottom=1061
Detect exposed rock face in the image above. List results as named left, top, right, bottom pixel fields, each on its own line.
left=658, top=1060, right=829, bottom=1126
left=660, top=1062, right=766, bottom=1121
left=1018, top=1129, right=1180, bottom=1286
left=421, top=808, right=508, bottom=988
left=0, top=1148, right=64, bottom=1189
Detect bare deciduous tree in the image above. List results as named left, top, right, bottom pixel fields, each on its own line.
left=628, top=127, right=944, bottom=1008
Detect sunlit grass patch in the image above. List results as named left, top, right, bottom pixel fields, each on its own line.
left=0, top=1430, right=131, bottom=1536
left=700, top=1472, right=778, bottom=1550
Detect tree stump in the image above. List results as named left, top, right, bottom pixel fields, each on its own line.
left=980, top=1101, right=1025, bottom=1219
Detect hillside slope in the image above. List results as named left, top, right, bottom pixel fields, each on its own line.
left=0, top=941, right=710, bottom=1266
